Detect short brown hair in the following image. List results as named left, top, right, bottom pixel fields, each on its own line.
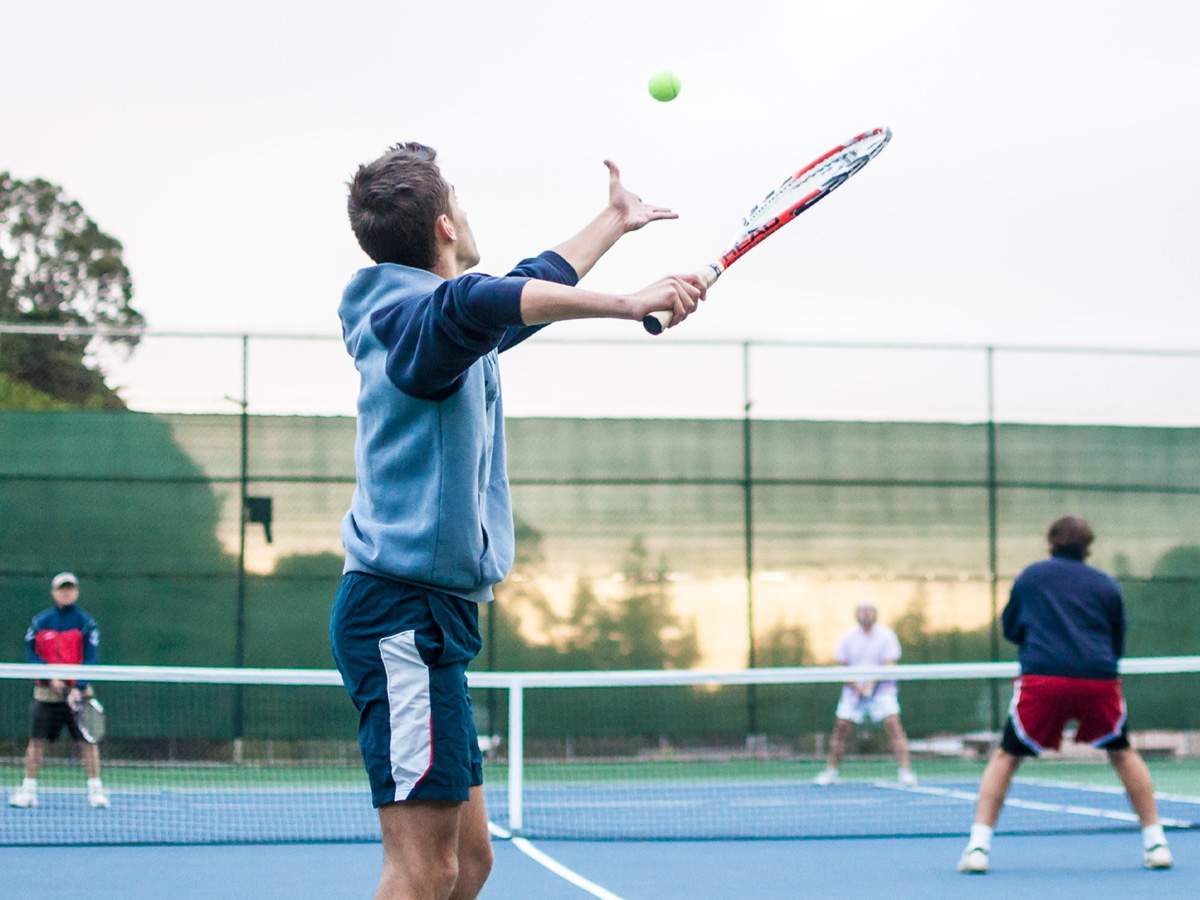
left=1047, top=515, right=1094, bottom=559
left=347, top=142, right=450, bottom=267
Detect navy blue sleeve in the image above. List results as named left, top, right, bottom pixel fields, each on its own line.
left=1001, top=579, right=1025, bottom=646
left=371, top=272, right=528, bottom=400
left=82, top=614, right=99, bottom=665
left=77, top=613, right=99, bottom=689
left=1110, top=581, right=1126, bottom=659
left=498, top=251, right=579, bottom=353
left=24, top=615, right=44, bottom=664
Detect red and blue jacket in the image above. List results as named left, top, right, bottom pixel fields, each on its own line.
left=25, top=605, right=100, bottom=690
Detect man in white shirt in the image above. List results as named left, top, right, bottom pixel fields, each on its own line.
left=813, top=603, right=915, bottom=787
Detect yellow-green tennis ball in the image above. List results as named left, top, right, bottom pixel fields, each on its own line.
left=648, top=71, right=681, bottom=102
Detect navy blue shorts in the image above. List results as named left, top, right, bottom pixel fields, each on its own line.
left=330, top=572, right=483, bottom=806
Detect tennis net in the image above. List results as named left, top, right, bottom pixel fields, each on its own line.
left=1, top=658, right=1198, bottom=845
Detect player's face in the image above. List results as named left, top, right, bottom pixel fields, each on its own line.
left=856, top=605, right=877, bottom=629
left=52, top=584, right=79, bottom=607
left=447, top=186, right=480, bottom=270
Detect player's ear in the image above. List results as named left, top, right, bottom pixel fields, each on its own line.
left=435, top=213, right=457, bottom=243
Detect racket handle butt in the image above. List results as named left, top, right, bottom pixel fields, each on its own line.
left=642, top=265, right=722, bottom=336
left=642, top=311, right=671, bottom=335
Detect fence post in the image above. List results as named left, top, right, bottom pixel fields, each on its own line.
left=985, top=346, right=1001, bottom=731
left=742, top=342, right=757, bottom=736
left=507, top=681, right=524, bottom=833
left=234, top=334, right=249, bottom=747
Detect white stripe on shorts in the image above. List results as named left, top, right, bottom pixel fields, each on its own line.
left=378, top=630, right=433, bottom=801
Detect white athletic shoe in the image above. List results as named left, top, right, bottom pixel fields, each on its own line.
left=88, top=789, right=110, bottom=809
left=957, top=847, right=989, bottom=874
left=813, top=768, right=839, bottom=786
left=898, top=768, right=917, bottom=787
left=1143, top=843, right=1173, bottom=870
left=8, top=787, right=37, bottom=809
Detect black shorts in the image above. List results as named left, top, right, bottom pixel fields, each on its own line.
left=1000, top=718, right=1130, bottom=757
left=31, top=701, right=84, bottom=743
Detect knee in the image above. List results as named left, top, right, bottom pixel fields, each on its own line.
left=1107, top=747, right=1132, bottom=765
left=459, top=838, right=494, bottom=889
left=380, top=852, right=459, bottom=900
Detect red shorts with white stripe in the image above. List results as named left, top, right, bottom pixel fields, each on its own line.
left=1002, top=674, right=1129, bottom=756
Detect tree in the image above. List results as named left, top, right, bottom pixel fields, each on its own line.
left=757, top=623, right=812, bottom=667
left=0, top=172, right=143, bottom=408
left=561, top=536, right=699, bottom=670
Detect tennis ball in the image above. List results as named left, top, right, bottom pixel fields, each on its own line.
left=648, top=71, right=681, bottom=102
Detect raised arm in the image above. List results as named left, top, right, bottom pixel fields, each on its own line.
left=551, top=161, right=678, bottom=280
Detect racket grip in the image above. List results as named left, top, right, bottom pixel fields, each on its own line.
left=641, top=265, right=723, bottom=335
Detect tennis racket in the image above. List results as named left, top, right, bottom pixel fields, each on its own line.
left=643, top=127, right=892, bottom=334
left=70, top=696, right=106, bottom=744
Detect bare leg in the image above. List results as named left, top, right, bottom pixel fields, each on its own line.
left=882, top=715, right=912, bottom=771
left=377, top=800, right=464, bottom=900
left=973, top=749, right=1022, bottom=827
left=1108, top=748, right=1158, bottom=826
left=449, top=786, right=494, bottom=900
left=78, top=743, right=100, bottom=780
left=827, top=719, right=855, bottom=770
left=24, top=740, right=45, bottom=779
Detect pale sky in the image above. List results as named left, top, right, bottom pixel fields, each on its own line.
left=5, top=0, right=1200, bottom=421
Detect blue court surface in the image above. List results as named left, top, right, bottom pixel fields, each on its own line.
left=2, top=831, right=1197, bottom=899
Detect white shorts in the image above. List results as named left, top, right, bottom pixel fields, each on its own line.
left=835, top=690, right=900, bottom=725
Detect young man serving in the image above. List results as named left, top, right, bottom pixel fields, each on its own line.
left=330, top=142, right=705, bottom=900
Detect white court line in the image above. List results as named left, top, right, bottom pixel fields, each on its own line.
left=489, top=822, right=624, bottom=900
left=1014, top=777, right=1200, bottom=806
left=871, top=781, right=1195, bottom=828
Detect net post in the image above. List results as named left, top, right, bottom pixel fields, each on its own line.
left=507, top=681, right=524, bottom=833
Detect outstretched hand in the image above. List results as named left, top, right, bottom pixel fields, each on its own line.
left=605, top=160, right=678, bottom=232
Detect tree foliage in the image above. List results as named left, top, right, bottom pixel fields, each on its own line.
left=0, top=172, right=143, bottom=408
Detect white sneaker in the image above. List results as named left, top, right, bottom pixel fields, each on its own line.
left=1143, top=842, right=1173, bottom=870
left=88, top=789, right=110, bottom=809
left=813, top=768, right=839, bottom=786
left=957, top=847, right=989, bottom=874
left=898, top=768, right=917, bottom=787
left=8, top=787, right=37, bottom=809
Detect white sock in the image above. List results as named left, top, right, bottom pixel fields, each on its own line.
left=21, top=778, right=37, bottom=792
left=968, top=823, right=993, bottom=851
left=87, top=778, right=103, bottom=792
left=899, top=767, right=914, bottom=777
left=1142, top=824, right=1166, bottom=849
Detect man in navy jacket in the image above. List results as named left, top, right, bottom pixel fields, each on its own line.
left=8, top=572, right=108, bottom=810
left=330, top=142, right=705, bottom=900
left=958, top=517, right=1172, bottom=874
